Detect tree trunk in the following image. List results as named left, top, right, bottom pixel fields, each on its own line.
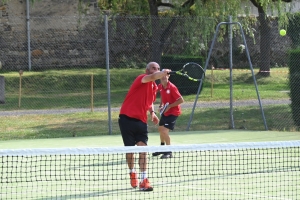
left=258, top=7, right=271, bottom=76
left=147, top=1, right=181, bottom=64
left=148, top=0, right=162, bottom=63
left=150, top=17, right=163, bottom=63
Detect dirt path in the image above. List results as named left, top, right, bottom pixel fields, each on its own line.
left=0, top=99, right=291, bottom=116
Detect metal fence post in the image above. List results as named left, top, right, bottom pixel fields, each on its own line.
left=0, top=76, right=5, bottom=104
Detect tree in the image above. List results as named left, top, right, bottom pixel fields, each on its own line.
left=147, top=0, right=196, bottom=63
left=249, top=0, right=292, bottom=77
left=91, top=0, right=293, bottom=74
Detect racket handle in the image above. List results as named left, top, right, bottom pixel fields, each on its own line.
left=168, top=71, right=176, bottom=75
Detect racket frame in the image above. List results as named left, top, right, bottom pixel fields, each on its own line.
left=168, top=62, right=205, bottom=81
left=160, top=102, right=169, bottom=116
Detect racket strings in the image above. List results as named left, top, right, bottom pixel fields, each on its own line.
left=183, top=64, right=204, bottom=80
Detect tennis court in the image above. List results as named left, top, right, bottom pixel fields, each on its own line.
left=1, top=130, right=299, bottom=200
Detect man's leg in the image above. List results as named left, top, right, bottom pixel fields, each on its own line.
left=158, top=126, right=170, bottom=145
left=152, top=129, right=165, bottom=156
left=158, top=126, right=173, bottom=159
left=126, top=153, right=134, bottom=170
left=127, top=153, right=138, bottom=188
left=136, top=141, right=147, bottom=171
left=153, top=116, right=168, bottom=157
left=118, top=115, right=138, bottom=188
left=137, top=141, right=153, bottom=191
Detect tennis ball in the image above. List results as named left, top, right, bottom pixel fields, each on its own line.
left=280, top=29, right=286, bottom=36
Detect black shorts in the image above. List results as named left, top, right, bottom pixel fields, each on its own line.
left=159, top=114, right=178, bottom=130
left=118, top=114, right=148, bottom=146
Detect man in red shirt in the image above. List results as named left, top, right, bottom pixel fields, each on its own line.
left=119, top=62, right=171, bottom=191
left=153, top=73, right=184, bottom=159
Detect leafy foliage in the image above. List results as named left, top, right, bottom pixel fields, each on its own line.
left=287, top=12, right=300, bottom=48
left=91, top=0, right=292, bottom=55
left=288, top=48, right=300, bottom=127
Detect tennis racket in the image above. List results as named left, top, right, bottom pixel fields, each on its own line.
left=160, top=102, right=169, bottom=116
left=168, top=62, right=205, bottom=81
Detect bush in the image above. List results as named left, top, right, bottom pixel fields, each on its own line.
left=287, top=12, right=300, bottom=48
left=288, top=49, right=300, bottom=127
left=161, top=55, right=204, bottom=95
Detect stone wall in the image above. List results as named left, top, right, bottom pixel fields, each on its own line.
left=0, top=0, right=293, bottom=71
left=0, top=0, right=106, bottom=70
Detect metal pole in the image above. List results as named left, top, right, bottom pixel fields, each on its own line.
left=237, top=22, right=268, bottom=130
left=186, top=79, right=204, bottom=131
left=105, top=15, right=112, bottom=135
left=26, top=0, right=31, bottom=71
left=229, top=16, right=235, bottom=129
left=186, top=21, right=268, bottom=131
left=186, top=23, right=224, bottom=131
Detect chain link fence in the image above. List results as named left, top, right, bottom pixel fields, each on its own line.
left=0, top=14, right=298, bottom=138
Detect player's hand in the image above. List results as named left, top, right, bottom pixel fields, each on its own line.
left=160, top=104, right=170, bottom=113
left=158, top=107, right=163, bottom=113
left=151, top=113, right=159, bottom=125
left=162, top=69, right=171, bottom=74
left=164, top=105, right=170, bottom=113
left=158, top=108, right=162, bottom=114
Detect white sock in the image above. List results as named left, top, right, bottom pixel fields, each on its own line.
left=141, top=171, right=147, bottom=180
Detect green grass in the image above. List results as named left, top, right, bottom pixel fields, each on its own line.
left=1, top=68, right=144, bottom=110
left=0, top=104, right=296, bottom=140
left=0, top=67, right=290, bottom=110
left=0, top=67, right=296, bottom=140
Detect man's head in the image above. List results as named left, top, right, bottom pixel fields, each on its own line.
left=146, top=62, right=160, bottom=74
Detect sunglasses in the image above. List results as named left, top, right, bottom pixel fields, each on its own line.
left=151, top=66, right=160, bottom=70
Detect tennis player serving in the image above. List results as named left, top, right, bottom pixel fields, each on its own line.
left=118, top=62, right=171, bottom=191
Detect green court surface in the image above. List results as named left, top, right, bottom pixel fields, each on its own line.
left=0, top=130, right=299, bottom=149
left=0, top=130, right=299, bottom=200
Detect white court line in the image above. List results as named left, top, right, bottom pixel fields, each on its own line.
left=182, top=185, right=294, bottom=200
left=154, top=181, right=294, bottom=200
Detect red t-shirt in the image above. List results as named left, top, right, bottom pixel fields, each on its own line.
left=158, top=81, right=182, bottom=116
left=120, top=74, right=158, bottom=123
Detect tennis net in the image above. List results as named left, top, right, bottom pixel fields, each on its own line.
left=1, top=140, right=300, bottom=200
